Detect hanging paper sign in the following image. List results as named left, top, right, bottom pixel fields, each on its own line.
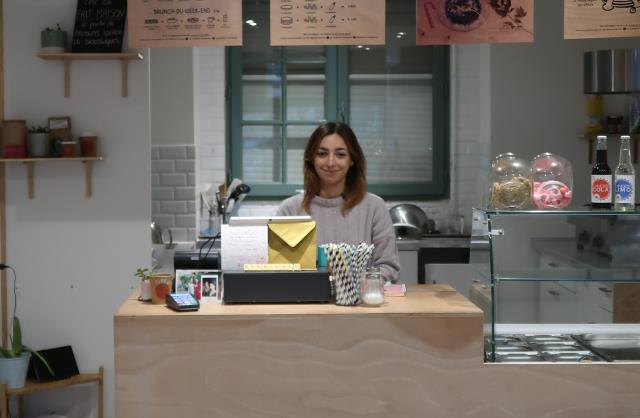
left=127, top=0, right=242, bottom=47
left=565, top=0, right=640, bottom=39
left=270, top=0, right=385, bottom=46
left=416, top=0, right=534, bottom=45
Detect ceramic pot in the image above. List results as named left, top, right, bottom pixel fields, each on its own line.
left=28, top=133, right=50, bottom=157
left=0, top=352, right=31, bottom=389
left=41, top=30, right=67, bottom=53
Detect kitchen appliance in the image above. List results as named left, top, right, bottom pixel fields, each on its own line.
left=389, top=204, right=435, bottom=239
left=573, top=333, right=640, bottom=361
left=584, top=48, right=640, bottom=94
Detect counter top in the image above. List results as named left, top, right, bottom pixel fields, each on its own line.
left=115, top=284, right=483, bottom=318
left=395, top=235, right=478, bottom=250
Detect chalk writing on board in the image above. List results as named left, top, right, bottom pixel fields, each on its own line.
left=71, top=0, right=127, bottom=53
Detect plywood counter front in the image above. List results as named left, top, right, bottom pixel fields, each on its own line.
left=115, top=285, right=640, bottom=418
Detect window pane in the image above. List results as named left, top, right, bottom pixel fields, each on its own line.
left=242, top=62, right=282, bottom=121
left=287, top=46, right=325, bottom=61
left=242, top=125, right=282, bottom=183
left=286, top=125, right=315, bottom=184
left=348, top=0, right=435, bottom=184
left=242, top=1, right=279, bottom=60
left=351, top=81, right=433, bottom=183
left=286, top=61, right=326, bottom=122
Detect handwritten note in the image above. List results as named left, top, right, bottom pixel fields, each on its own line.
left=221, top=224, right=269, bottom=271
left=71, top=0, right=127, bottom=53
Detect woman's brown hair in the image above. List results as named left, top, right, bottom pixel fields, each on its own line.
left=302, top=122, right=367, bottom=214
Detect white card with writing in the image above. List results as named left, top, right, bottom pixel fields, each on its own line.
left=220, top=224, right=268, bottom=271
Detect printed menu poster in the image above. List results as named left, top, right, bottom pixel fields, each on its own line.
left=416, top=0, right=534, bottom=45
left=127, top=0, right=242, bottom=47
left=270, top=0, right=385, bottom=46
left=565, top=0, right=640, bottom=39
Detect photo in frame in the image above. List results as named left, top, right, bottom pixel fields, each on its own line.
left=48, top=116, right=71, bottom=141
left=174, top=270, right=220, bottom=302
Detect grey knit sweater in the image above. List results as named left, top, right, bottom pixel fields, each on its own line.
left=276, top=192, right=400, bottom=282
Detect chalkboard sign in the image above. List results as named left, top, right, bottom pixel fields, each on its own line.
left=71, top=0, right=127, bottom=53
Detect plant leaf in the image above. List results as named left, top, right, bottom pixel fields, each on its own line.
left=11, top=317, right=22, bottom=356
left=25, top=348, right=54, bottom=376
left=0, top=347, right=13, bottom=358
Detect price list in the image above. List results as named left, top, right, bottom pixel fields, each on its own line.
left=270, top=0, right=385, bottom=46
left=127, top=0, right=242, bottom=47
left=565, top=0, right=640, bottom=39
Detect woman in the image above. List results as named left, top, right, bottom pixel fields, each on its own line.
left=277, top=122, right=400, bottom=282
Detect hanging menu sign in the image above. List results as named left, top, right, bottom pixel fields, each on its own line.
left=71, top=0, right=127, bottom=53
left=565, top=0, right=640, bottom=39
left=416, top=0, right=534, bottom=45
left=127, top=0, right=242, bottom=47
left=270, top=0, right=385, bottom=46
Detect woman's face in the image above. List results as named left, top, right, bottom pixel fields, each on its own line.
left=313, top=133, right=353, bottom=192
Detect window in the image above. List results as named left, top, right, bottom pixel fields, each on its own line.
left=227, top=0, right=449, bottom=199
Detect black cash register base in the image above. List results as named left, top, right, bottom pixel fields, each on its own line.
left=223, top=270, right=331, bottom=304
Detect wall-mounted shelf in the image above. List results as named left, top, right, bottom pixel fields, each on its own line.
left=582, top=133, right=640, bottom=164
left=0, top=366, right=103, bottom=418
left=0, top=157, right=104, bottom=198
left=37, top=52, right=144, bottom=97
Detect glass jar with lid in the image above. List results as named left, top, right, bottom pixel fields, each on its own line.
left=530, top=153, right=573, bottom=209
left=489, top=153, right=531, bottom=209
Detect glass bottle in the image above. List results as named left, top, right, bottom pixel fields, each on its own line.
left=530, top=153, right=573, bottom=209
left=591, top=135, right=612, bottom=209
left=615, top=135, right=635, bottom=211
left=360, top=267, right=385, bottom=306
left=489, top=153, right=531, bottom=209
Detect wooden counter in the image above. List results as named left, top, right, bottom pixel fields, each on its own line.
left=114, top=285, right=640, bottom=418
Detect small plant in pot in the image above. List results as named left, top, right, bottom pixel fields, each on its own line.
left=135, top=268, right=156, bottom=302
left=27, top=125, right=51, bottom=158
left=40, top=24, right=67, bottom=53
left=0, top=317, right=53, bottom=389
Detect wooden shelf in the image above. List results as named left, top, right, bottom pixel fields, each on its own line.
left=582, top=133, right=640, bottom=164
left=37, top=52, right=144, bottom=97
left=1, top=367, right=103, bottom=418
left=0, top=157, right=104, bottom=198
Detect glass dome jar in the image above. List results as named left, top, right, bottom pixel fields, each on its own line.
left=530, top=153, right=573, bottom=209
left=489, top=153, right=531, bottom=209
left=360, top=267, right=385, bottom=306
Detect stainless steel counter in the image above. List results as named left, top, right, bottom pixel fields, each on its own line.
left=395, top=235, right=472, bottom=250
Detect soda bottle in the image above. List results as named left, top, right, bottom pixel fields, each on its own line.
left=591, top=135, right=612, bottom=209
left=614, top=135, right=635, bottom=211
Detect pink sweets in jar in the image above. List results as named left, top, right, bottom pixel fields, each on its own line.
left=530, top=153, right=573, bottom=209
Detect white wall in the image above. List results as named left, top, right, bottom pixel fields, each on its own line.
left=4, top=1, right=150, bottom=417
left=150, top=48, right=194, bottom=145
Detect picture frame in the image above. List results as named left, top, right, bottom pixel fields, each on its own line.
left=48, top=116, right=71, bottom=141
left=174, top=270, right=220, bottom=302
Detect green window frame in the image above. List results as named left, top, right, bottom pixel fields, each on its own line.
left=226, top=39, right=449, bottom=200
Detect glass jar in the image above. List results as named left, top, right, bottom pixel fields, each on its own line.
left=489, top=153, right=531, bottom=209
left=360, top=267, right=385, bottom=306
left=530, top=153, right=573, bottom=209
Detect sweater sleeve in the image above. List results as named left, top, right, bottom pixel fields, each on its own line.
left=369, top=196, right=400, bottom=283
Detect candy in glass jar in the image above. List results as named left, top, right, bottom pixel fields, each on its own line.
left=530, top=153, right=573, bottom=209
left=489, top=153, right=531, bottom=209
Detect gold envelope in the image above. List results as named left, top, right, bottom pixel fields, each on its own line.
left=268, top=221, right=317, bottom=270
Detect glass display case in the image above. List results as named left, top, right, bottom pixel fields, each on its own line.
left=471, top=207, right=640, bottom=363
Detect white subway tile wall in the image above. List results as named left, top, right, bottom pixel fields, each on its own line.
left=194, top=45, right=491, bottom=237
left=152, top=144, right=197, bottom=242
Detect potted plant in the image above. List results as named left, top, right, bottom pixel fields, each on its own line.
left=0, top=317, right=53, bottom=389
left=27, top=125, right=51, bottom=158
left=135, top=268, right=155, bottom=302
left=40, top=24, right=67, bottom=53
